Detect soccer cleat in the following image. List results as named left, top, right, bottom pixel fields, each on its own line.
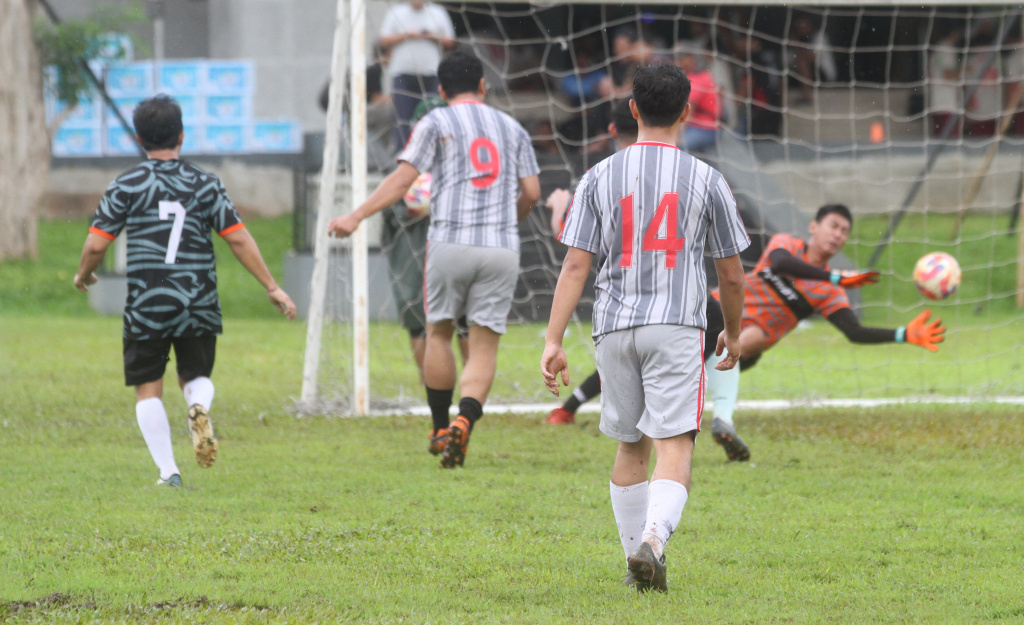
left=626, top=543, right=667, bottom=593
left=545, top=406, right=576, bottom=425
left=711, top=417, right=751, bottom=462
left=622, top=570, right=637, bottom=588
left=188, top=404, right=218, bottom=468
left=440, top=415, right=471, bottom=468
left=156, top=474, right=182, bottom=487
left=428, top=427, right=449, bottom=456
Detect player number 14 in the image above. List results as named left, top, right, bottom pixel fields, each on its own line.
left=618, top=192, right=685, bottom=269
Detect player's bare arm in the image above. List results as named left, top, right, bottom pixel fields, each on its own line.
left=712, top=254, right=745, bottom=370
left=545, top=188, right=572, bottom=235
left=329, top=161, right=420, bottom=238
left=73, top=232, right=114, bottom=291
left=223, top=228, right=297, bottom=320
left=516, top=175, right=542, bottom=224
left=541, top=246, right=594, bottom=395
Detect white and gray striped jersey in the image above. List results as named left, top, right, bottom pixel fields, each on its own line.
left=399, top=101, right=540, bottom=252
left=559, top=141, right=750, bottom=337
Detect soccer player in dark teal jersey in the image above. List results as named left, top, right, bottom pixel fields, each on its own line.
left=74, top=94, right=296, bottom=488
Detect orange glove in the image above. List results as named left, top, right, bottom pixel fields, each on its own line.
left=900, top=309, right=945, bottom=352
left=830, top=269, right=881, bottom=288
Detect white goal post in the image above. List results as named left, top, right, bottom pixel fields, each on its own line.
left=302, top=0, right=1024, bottom=416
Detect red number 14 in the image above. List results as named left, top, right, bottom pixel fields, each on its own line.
left=618, top=192, right=684, bottom=269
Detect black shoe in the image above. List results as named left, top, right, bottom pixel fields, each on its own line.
left=626, top=543, right=667, bottom=593
left=711, top=417, right=750, bottom=462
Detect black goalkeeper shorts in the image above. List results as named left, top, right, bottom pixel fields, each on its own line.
left=123, top=335, right=216, bottom=387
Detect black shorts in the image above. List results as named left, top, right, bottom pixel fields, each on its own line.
left=123, top=335, right=216, bottom=387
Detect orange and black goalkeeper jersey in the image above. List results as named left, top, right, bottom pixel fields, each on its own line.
left=737, top=232, right=849, bottom=350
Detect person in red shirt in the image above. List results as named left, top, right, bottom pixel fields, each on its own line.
left=675, top=47, right=721, bottom=154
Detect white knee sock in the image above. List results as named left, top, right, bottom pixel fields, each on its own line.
left=136, top=398, right=179, bottom=480
left=610, top=480, right=649, bottom=559
left=705, top=351, right=740, bottom=426
left=183, top=376, right=215, bottom=411
left=642, top=479, right=689, bottom=559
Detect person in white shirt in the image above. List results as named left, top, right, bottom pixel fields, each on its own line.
left=377, top=2, right=458, bottom=150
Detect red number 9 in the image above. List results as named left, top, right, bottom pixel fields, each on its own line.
left=469, top=137, right=500, bottom=189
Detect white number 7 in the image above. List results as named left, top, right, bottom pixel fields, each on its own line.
left=158, top=201, right=186, bottom=264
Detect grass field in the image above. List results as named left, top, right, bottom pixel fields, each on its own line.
left=1, top=215, right=1023, bottom=623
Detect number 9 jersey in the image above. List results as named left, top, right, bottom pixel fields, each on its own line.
left=398, top=100, right=540, bottom=253
left=89, top=159, right=245, bottom=340
left=559, top=142, right=750, bottom=338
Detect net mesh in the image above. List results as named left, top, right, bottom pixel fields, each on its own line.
left=301, top=3, right=1024, bottom=415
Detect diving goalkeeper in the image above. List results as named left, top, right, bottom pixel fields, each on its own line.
left=704, top=203, right=947, bottom=461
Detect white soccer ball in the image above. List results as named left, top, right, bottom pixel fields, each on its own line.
left=913, top=251, right=961, bottom=300
left=403, top=172, right=432, bottom=218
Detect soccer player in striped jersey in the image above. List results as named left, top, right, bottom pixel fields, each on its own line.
left=543, top=98, right=733, bottom=433
left=542, top=65, right=750, bottom=592
left=73, top=95, right=296, bottom=488
left=705, top=203, right=946, bottom=461
left=329, top=51, right=541, bottom=468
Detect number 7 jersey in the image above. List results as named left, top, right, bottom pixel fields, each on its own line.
left=89, top=159, right=245, bottom=340
left=398, top=100, right=540, bottom=252
left=560, top=142, right=750, bottom=338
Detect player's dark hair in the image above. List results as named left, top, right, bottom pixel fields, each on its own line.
left=438, top=51, right=484, bottom=98
left=815, top=203, right=853, bottom=225
left=631, top=64, right=690, bottom=128
left=133, top=94, right=183, bottom=151
left=610, top=97, right=639, bottom=140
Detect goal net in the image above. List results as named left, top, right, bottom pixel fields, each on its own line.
left=300, top=1, right=1024, bottom=416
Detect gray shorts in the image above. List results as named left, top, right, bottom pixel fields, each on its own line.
left=595, top=324, right=705, bottom=442
left=424, top=241, right=519, bottom=334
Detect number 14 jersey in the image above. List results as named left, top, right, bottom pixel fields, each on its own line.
left=89, top=159, right=245, bottom=340
left=560, top=142, right=750, bottom=338
left=399, top=100, right=540, bottom=253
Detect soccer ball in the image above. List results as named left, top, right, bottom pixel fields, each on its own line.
left=404, top=172, right=432, bottom=218
left=913, top=252, right=961, bottom=300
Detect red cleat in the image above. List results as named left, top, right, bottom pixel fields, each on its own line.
left=428, top=427, right=448, bottom=456
left=545, top=407, right=575, bottom=425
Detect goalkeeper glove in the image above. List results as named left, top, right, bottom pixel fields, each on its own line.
left=830, top=269, right=881, bottom=288
left=896, top=310, right=945, bottom=352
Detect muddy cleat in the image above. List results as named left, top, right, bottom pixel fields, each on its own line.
left=711, top=417, right=750, bottom=462
left=545, top=406, right=575, bottom=425
left=428, top=428, right=449, bottom=456
left=626, top=543, right=667, bottom=593
left=188, top=404, right=218, bottom=468
left=156, top=474, right=182, bottom=487
left=623, top=570, right=637, bottom=588
left=440, top=415, right=471, bottom=468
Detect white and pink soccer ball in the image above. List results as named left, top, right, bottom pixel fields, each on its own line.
left=404, top=172, right=432, bottom=218
left=913, top=252, right=961, bottom=300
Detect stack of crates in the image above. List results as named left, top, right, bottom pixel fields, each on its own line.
left=48, top=57, right=302, bottom=157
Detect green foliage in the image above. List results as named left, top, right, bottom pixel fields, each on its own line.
left=33, top=2, right=146, bottom=107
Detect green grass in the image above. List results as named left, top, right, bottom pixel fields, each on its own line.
left=2, top=315, right=1023, bottom=623
left=1, top=215, right=1023, bottom=622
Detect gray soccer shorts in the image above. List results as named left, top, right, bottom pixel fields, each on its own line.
left=424, top=241, right=519, bottom=334
left=595, top=324, right=705, bottom=442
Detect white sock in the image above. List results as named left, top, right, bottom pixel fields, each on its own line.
left=705, top=351, right=740, bottom=426
left=610, top=480, right=649, bottom=559
left=183, top=376, right=215, bottom=411
left=642, top=479, right=689, bottom=559
left=136, top=398, right=180, bottom=480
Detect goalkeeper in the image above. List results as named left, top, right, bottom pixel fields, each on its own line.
left=704, top=203, right=946, bottom=461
